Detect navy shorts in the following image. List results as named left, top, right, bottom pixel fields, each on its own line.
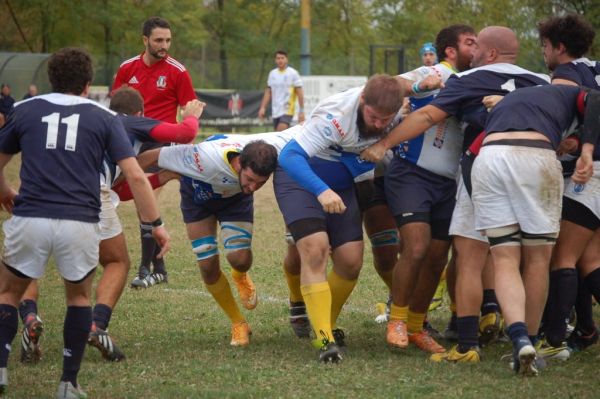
left=273, top=167, right=362, bottom=249
left=356, top=176, right=387, bottom=212
left=180, top=179, right=253, bottom=224
left=385, top=157, right=456, bottom=240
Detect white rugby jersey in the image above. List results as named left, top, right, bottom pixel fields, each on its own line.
left=396, top=62, right=463, bottom=178
left=158, top=131, right=293, bottom=198
left=267, top=66, right=303, bottom=118
left=294, top=86, right=401, bottom=181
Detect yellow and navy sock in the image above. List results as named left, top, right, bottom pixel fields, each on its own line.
left=389, top=303, right=408, bottom=322
left=61, top=306, right=92, bottom=387
left=457, top=315, right=479, bottom=353
left=231, top=268, right=246, bottom=280
left=205, top=271, right=245, bottom=324
left=328, top=270, right=357, bottom=327
left=0, top=304, right=18, bottom=368
left=284, top=269, right=303, bottom=303
left=92, top=303, right=113, bottom=330
left=301, top=282, right=333, bottom=343
left=407, top=310, right=426, bottom=334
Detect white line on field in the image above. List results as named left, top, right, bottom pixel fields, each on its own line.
left=161, top=287, right=377, bottom=315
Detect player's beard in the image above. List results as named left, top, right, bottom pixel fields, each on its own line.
left=357, top=106, right=386, bottom=139
left=456, top=51, right=472, bottom=72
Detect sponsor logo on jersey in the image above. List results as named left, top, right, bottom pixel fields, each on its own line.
left=128, top=76, right=139, bottom=84
left=326, top=113, right=334, bottom=120
left=322, top=126, right=333, bottom=137
left=331, top=118, right=345, bottom=137
left=192, top=149, right=204, bottom=172
left=573, top=183, right=585, bottom=194
left=156, top=76, right=167, bottom=88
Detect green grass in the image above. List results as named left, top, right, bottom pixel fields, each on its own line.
left=3, top=157, right=600, bottom=398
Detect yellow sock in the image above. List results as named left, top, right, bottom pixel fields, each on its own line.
left=450, top=301, right=457, bottom=314
left=407, top=310, right=426, bottom=333
left=284, top=269, right=303, bottom=303
left=379, top=269, right=393, bottom=291
left=301, top=282, right=333, bottom=342
left=231, top=268, right=245, bottom=280
left=328, top=270, right=357, bottom=327
left=389, top=304, right=408, bottom=321
left=205, top=272, right=244, bottom=324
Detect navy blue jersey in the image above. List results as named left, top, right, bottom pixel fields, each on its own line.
left=553, top=58, right=600, bottom=89
left=0, top=93, right=135, bottom=222
left=431, top=63, right=550, bottom=146
left=101, top=115, right=161, bottom=185
left=485, top=85, right=581, bottom=149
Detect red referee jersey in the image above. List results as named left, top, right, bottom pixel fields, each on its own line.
left=113, top=53, right=197, bottom=123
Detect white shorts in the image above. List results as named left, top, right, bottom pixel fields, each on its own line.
left=449, top=171, right=488, bottom=243
left=471, top=145, right=563, bottom=234
left=2, top=216, right=101, bottom=281
left=563, top=161, right=600, bottom=220
left=100, top=183, right=122, bottom=240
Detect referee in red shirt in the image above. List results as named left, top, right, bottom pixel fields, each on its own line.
left=113, top=16, right=197, bottom=288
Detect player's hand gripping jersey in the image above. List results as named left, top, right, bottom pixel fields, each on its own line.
left=396, top=62, right=463, bottom=178
left=279, top=86, right=401, bottom=196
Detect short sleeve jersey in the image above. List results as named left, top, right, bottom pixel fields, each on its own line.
left=552, top=58, right=600, bottom=89
left=395, top=62, right=464, bottom=178
left=0, top=94, right=135, bottom=222
left=113, top=54, right=196, bottom=123
left=485, top=85, right=581, bottom=149
left=267, top=66, right=303, bottom=118
left=431, top=63, right=551, bottom=137
left=293, top=87, right=401, bottom=181
left=158, top=130, right=293, bottom=201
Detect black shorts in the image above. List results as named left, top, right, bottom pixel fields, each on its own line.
left=273, top=167, right=362, bottom=248
left=385, top=157, right=456, bottom=240
left=355, top=177, right=387, bottom=212
left=562, top=196, right=600, bottom=231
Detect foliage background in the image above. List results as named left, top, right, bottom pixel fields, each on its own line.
left=1, top=0, right=599, bottom=90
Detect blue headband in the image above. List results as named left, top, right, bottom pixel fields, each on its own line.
left=420, top=42, right=436, bottom=56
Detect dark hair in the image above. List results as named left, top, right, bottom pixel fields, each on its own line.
left=275, top=49, right=288, bottom=57
left=435, top=24, right=476, bottom=62
left=538, top=14, right=595, bottom=58
left=362, top=74, right=403, bottom=115
left=240, top=140, right=278, bottom=177
left=143, top=17, right=171, bottom=37
left=110, top=87, right=144, bottom=115
left=47, top=47, right=93, bottom=95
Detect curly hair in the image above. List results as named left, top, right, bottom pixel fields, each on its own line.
left=538, top=14, right=595, bottom=58
left=47, top=47, right=93, bottom=95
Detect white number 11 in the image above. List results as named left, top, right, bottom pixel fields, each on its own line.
left=41, top=112, right=80, bottom=151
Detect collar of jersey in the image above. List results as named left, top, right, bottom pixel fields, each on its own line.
left=440, top=61, right=457, bottom=73
left=222, top=149, right=241, bottom=175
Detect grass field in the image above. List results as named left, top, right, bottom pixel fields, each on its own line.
left=3, top=153, right=600, bottom=398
